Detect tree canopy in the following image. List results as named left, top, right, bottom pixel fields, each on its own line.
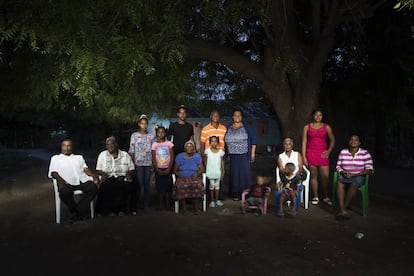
left=0, top=0, right=408, bottom=142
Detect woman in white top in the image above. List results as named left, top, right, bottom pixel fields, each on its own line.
left=277, top=137, right=303, bottom=178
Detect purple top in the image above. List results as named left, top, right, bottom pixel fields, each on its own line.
left=336, top=148, right=373, bottom=174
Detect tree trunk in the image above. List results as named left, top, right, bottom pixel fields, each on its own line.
left=263, top=78, right=319, bottom=144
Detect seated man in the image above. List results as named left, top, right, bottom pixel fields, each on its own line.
left=96, top=136, right=135, bottom=216
left=335, top=134, right=373, bottom=220
left=48, top=138, right=99, bottom=221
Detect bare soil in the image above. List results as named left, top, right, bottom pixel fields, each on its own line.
left=0, top=150, right=413, bottom=276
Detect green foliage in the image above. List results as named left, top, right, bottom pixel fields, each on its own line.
left=394, top=0, right=414, bottom=10
left=0, top=0, right=189, bottom=122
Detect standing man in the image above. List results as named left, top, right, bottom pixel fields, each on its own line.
left=96, top=136, right=135, bottom=216
left=48, top=138, right=98, bottom=221
left=169, top=105, right=194, bottom=156
left=335, top=134, right=373, bottom=220
left=200, top=110, right=227, bottom=157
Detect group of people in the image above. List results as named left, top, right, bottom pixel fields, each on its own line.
left=48, top=106, right=373, bottom=222
left=273, top=109, right=373, bottom=219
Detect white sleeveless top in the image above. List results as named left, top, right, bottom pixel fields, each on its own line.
left=278, top=150, right=299, bottom=175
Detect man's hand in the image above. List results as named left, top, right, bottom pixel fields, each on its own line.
left=57, top=180, right=66, bottom=189
left=99, top=172, right=108, bottom=183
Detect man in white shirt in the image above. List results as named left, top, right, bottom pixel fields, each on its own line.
left=96, top=136, right=135, bottom=216
left=48, top=138, right=98, bottom=221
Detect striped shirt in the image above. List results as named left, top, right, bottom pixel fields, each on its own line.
left=200, top=123, right=227, bottom=150
left=336, top=148, right=373, bottom=174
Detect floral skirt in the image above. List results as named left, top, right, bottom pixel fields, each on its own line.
left=172, top=177, right=205, bottom=200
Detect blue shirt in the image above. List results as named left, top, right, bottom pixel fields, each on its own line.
left=175, top=152, right=202, bottom=177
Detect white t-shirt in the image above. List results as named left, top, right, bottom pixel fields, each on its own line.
left=204, top=148, right=225, bottom=179
left=48, top=153, right=92, bottom=185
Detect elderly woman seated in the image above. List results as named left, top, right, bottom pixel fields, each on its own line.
left=173, top=140, right=205, bottom=214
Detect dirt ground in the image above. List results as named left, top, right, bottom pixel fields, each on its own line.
left=0, top=150, right=413, bottom=276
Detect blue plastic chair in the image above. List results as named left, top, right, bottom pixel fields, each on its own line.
left=275, top=167, right=303, bottom=216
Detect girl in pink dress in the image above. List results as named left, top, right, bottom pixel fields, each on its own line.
left=302, top=109, right=335, bottom=205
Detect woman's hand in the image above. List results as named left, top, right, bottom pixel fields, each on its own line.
left=341, top=171, right=352, bottom=178
left=322, top=150, right=330, bottom=158
left=192, top=172, right=200, bottom=180
left=303, top=157, right=308, bottom=166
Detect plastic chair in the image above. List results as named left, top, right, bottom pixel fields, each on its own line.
left=331, top=172, right=370, bottom=217
left=172, top=173, right=207, bottom=213
left=274, top=169, right=303, bottom=216
left=241, top=186, right=271, bottom=215
left=52, top=179, right=94, bottom=224
left=275, top=166, right=310, bottom=210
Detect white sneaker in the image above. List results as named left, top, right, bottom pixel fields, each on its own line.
left=209, top=201, right=216, bottom=208
left=311, top=197, right=319, bottom=205
left=215, top=200, right=224, bottom=207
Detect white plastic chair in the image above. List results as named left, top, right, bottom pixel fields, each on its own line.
left=172, top=173, right=207, bottom=213
left=52, top=179, right=94, bottom=224
left=276, top=165, right=310, bottom=209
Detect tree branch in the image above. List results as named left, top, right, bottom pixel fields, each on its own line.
left=321, top=0, right=340, bottom=38
left=311, top=0, right=322, bottom=44
left=188, top=38, right=265, bottom=85
left=335, top=0, right=387, bottom=24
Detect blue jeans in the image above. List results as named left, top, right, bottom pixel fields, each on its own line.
left=135, top=166, right=151, bottom=208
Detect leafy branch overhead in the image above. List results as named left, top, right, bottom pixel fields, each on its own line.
left=0, top=0, right=189, bottom=121
left=0, top=0, right=388, bottom=137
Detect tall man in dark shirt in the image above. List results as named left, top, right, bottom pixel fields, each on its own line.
left=169, top=105, right=194, bottom=156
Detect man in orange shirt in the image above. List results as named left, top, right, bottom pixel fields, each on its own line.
left=200, top=110, right=227, bottom=158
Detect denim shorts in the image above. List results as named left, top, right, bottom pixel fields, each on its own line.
left=338, top=175, right=365, bottom=187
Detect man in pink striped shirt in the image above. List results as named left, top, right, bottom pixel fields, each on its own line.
left=335, top=135, right=373, bottom=220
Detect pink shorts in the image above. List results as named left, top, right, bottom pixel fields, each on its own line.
left=306, top=149, right=329, bottom=166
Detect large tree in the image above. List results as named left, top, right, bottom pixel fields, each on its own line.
left=185, top=0, right=385, bottom=139
left=0, top=0, right=386, bottom=139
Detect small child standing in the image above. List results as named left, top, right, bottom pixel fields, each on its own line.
left=204, top=136, right=225, bottom=208
left=241, top=175, right=271, bottom=215
left=277, top=162, right=300, bottom=217
left=152, top=126, right=174, bottom=210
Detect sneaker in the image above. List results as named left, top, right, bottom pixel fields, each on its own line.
left=256, top=209, right=262, bottom=216
left=277, top=210, right=285, bottom=217
left=131, top=211, right=137, bottom=216
left=241, top=208, right=246, bottom=214
left=108, top=212, right=116, bottom=217
left=311, top=197, right=319, bottom=205
left=209, top=201, right=216, bottom=208
left=323, top=197, right=333, bottom=206
left=118, top=212, right=125, bottom=216
left=215, top=200, right=224, bottom=207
